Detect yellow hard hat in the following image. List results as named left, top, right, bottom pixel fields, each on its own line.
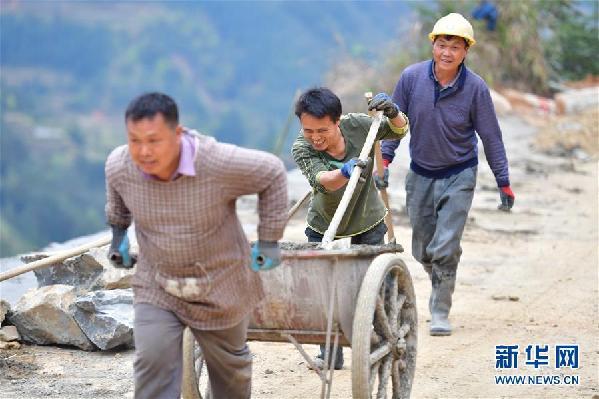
left=429, top=13, right=476, bottom=47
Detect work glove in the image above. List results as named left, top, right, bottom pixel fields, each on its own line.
left=340, top=157, right=372, bottom=183
left=250, top=240, right=281, bottom=271
left=368, top=92, right=399, bottom=119
left=374, top=168, right=389, bottom=189
left=498, top=186, right=515, bottom=211
left=108, top=225, right=137, bottom=269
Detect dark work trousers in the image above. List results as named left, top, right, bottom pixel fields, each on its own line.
left=405, top=166, right=477, bottom=294
left=305, top=221, right=387, bottom=368
left=133, top=303, right=251, bottom=399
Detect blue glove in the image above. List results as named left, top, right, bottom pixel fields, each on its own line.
left=250, top=240, right=281, bottom=271
left=340, top=157, right=371, bottom=180
left=108, top=225, right=137, bottom=269
left=118, top=235, right=133, bottom=268
left=374, top=167, right=389, bottom=189
left=368, top=93, right=399, bottom=119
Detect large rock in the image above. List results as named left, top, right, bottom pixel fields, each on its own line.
left=0, top=299, right=10, bottom=325
left=0, top=326, right=20, bottom=342
left=87, top=247, right=135, bottom=290
left=22, top=246, right=134, bottom=291
left=8, top=285, right=95, bottom=350
left=555, top=86, right=599, bottom=114
left=22, top=251, right=103, bottom=289
left=0, top=341, right=21, bottom=349
left=72, top=289, right=134, bottom=350
left=500, top=88, right=556, bottom=114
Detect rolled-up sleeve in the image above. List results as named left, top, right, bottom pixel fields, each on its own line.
left=385, top=115, right=409, bottom=137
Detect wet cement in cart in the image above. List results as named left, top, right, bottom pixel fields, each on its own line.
left=268, top=242, right=403, bottom=255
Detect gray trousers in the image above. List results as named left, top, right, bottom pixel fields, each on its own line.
left=405, top=166, right=477, bottom=281
left=133, top=303, right=252, bottom=399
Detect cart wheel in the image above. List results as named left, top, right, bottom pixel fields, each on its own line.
left=182, top=327, right=211, bottom=399
left=352, top=253, right=417, bottom=399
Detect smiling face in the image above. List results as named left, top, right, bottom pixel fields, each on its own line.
left=300, top=113, right=343, bottom=154
left=432, top=35, right=469, bottom=76
left=127, top=113, right=182, bottom=181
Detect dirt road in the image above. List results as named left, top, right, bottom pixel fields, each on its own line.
left=1, top=115, right=597, bottom=398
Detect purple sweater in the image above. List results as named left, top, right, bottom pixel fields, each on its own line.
left=381, top=60, right=510, bottom=187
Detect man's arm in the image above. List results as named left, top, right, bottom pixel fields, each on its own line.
left=318, top=158, right=372, bottom=191
left=473, top=83, right=514, bottom=210
left=291, top=135, right=342, bottom=192
left=381, top=73, right=412, bottom=164
left=291, top=135, right=365, bottom=192
left=251, top=154, right=287, bottom=270
left=367, top=93, right=409, bottom=140
left=388, top=113, right=408, bottom=131
left=105, top=150, right=132, bottom=229
left=216, top=143, right=288, bottom=241
left=105, top=150, right=135, bottom=267
left=473, top=85, right=510, bottom=187
left=316, top=169, right=351, bottom=192
left=254, top=155, right=288, bottom=242
left=211, top=143, right=288, bottom=271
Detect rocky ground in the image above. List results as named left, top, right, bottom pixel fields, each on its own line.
left=1, top=112, right=598, bottom=398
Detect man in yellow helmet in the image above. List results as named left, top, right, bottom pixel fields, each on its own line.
left=380, top=13, right=514, bottom=336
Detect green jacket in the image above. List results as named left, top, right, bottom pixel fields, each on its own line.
left=291, top=113, right=408, bottom=237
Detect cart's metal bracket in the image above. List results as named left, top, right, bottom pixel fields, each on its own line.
left=322, top=258, right=339, bottom=399
left=280, top=326, right=340, bottom=399
left=280, top=258, right=341, bottom=399
left=281, top=333, right=327, bottom=382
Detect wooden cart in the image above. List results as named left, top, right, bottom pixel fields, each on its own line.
left=182, top=242, right=417, bottom=399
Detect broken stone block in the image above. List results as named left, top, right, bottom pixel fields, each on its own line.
left=72, top=289, right=134, bottom=350
left=21, top=246, right=134, bottom=291
left=8, top=285, right=95, bottom=351
left=0, top=341, right=21, bottom=349
left=0, top=325, right=20, bottom=342
left=22, top=251, right=103, bottom=290
left=86, top=247, right=134, bottom=290
left=0, top=299, right=10, bottom=325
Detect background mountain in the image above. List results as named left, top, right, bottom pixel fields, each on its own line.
left=0, top=1, right=413, bottom=256
left=1, top=0, right=596, bottom=257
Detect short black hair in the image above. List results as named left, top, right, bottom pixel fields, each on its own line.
left=433, top=34, right=470, bottom=49
left=125, top=92, right=179, bottom=127
left=295, top=87, right=342, bottom=123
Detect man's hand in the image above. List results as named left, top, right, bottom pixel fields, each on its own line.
left=250, top=241, right=281, bottom=271
left=374, top=167, right=389, bottom=189
left=108, top=225, right=137, bottom=269
left=340, top=157, right=372, bottom=182
left=368, top=93, right=399, bottom=119
left=498, top=186, right=515, bottom=211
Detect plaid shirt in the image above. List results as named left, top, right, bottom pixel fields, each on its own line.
left=105, top=132, right=288, bottom=329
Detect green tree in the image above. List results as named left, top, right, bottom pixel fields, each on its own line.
left=544, top=0, right=599, bottom=81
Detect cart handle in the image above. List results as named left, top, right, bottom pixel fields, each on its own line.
left=0, top=235, right=111, bottom=283
left=320, top=111, right=384, bottom=248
